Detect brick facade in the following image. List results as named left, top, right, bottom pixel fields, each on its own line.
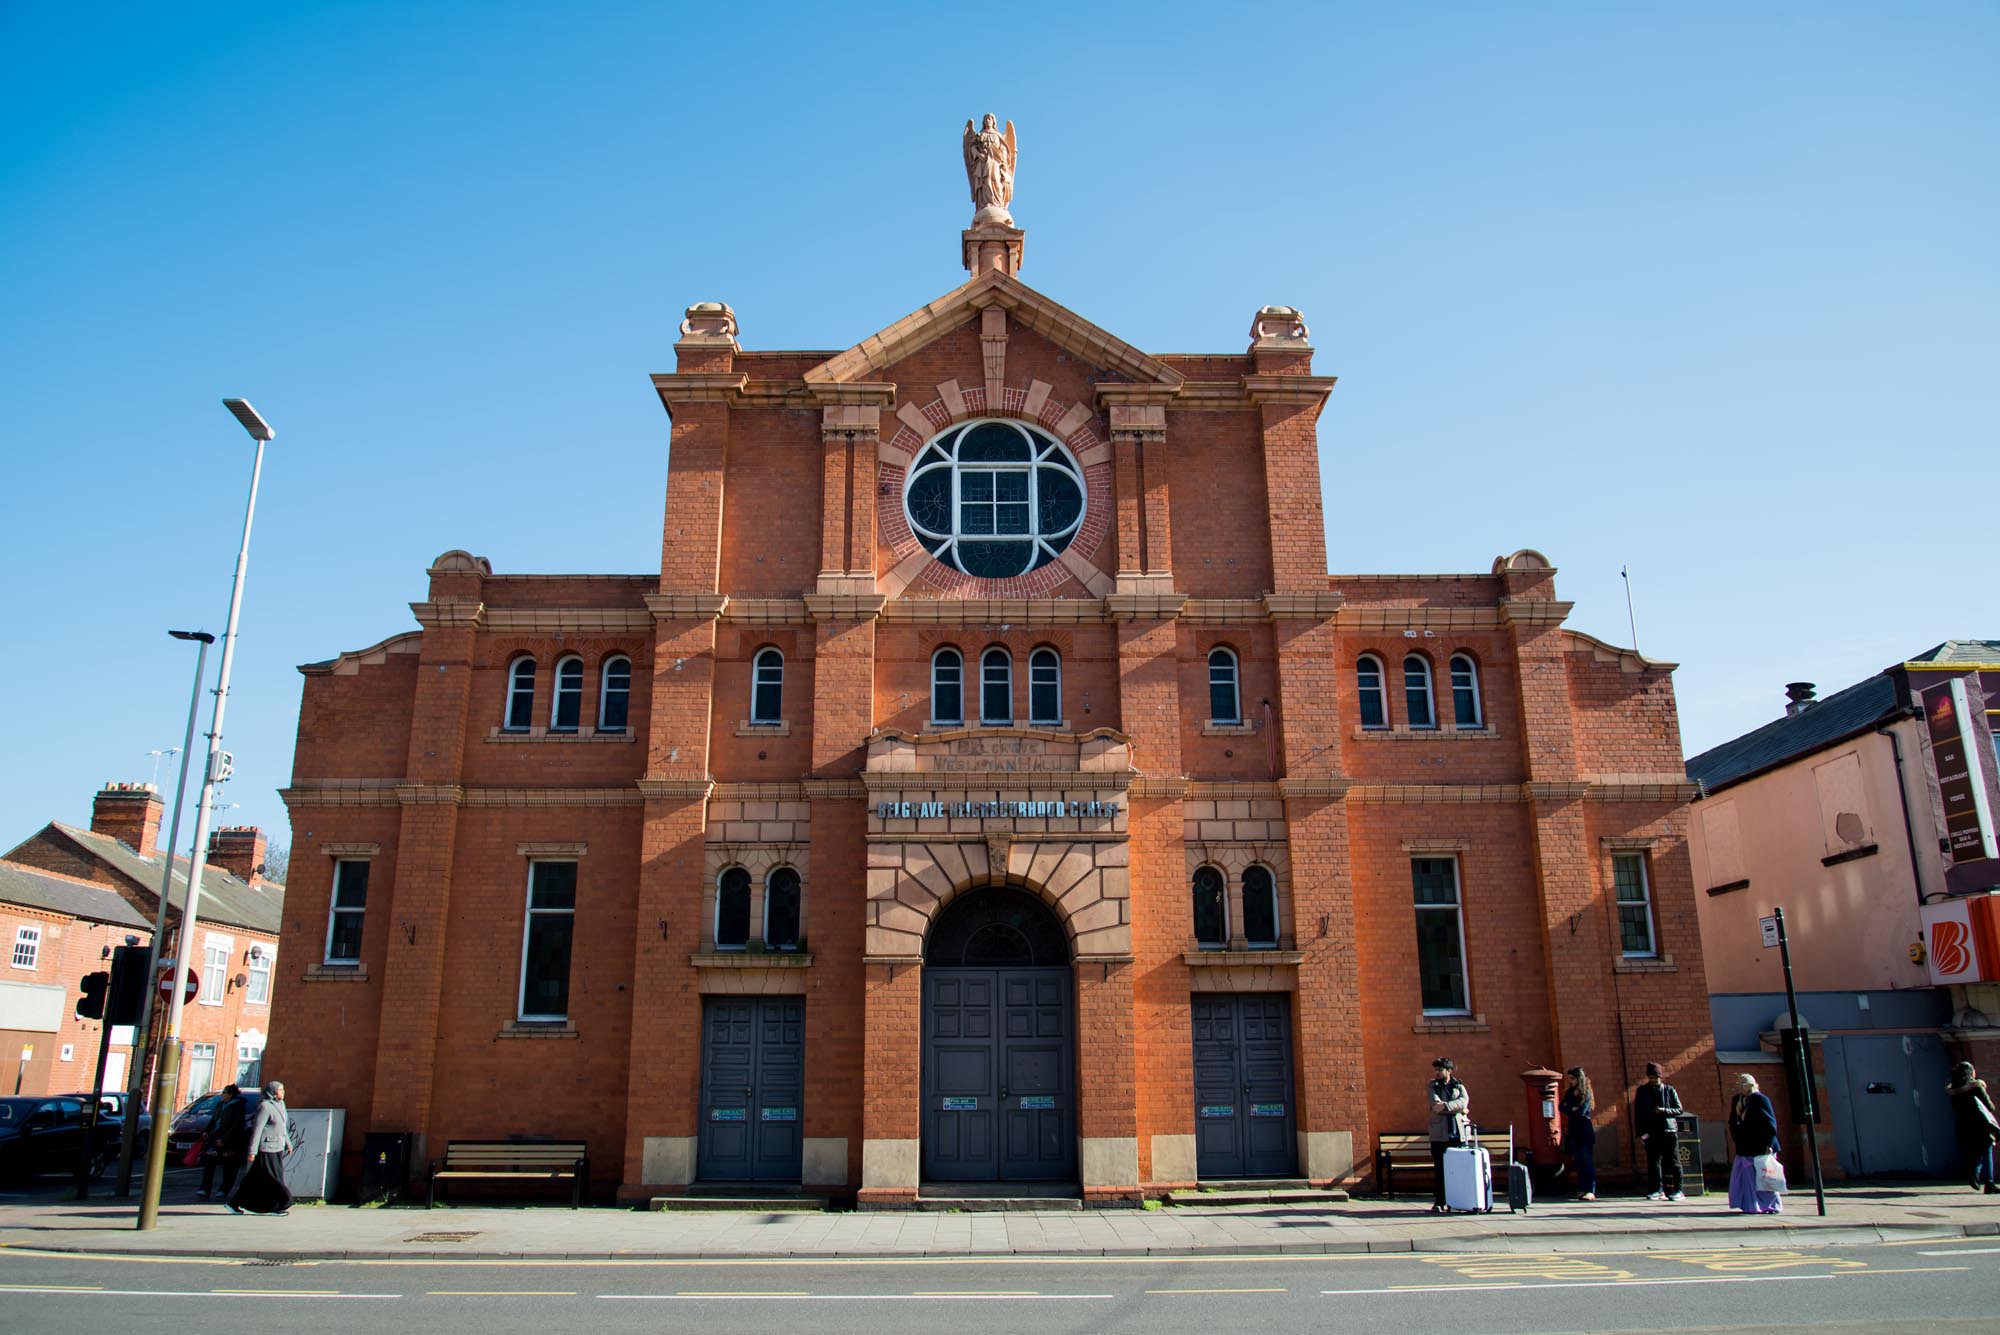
left=267, top=211, right=1716, bottom=1202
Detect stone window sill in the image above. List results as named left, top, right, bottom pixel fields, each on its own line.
left=487, top=727, right=636, bottom=744
left=1183, top=950, right=1304, bottom=966
left=736, top=720, right=791, bottom=737
left=1202, top=720, right=1256, bottom=736
left=691, top=951, right=814, bottom=968
left=1356, top=726, right=1498, bottom=741
left=1414, top=1013, right=1490, bottom=1033
left=498, top=1020, right=578, bottom=1039
left=1614, top=954, right=1676, bottom=974
left=305, top=963, right=368, bottom=982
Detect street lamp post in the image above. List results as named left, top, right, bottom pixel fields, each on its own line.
left=114, top=629, right=214, bottom=1196
left=137, top=399, right=276, bottom=1230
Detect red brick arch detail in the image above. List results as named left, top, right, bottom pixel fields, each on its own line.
left=878, top=395, right=1111, bottom=599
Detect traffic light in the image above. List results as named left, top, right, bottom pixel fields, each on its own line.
left=75, top=971, right=109, bottom=1020
left=108, top=945, right=149, bottom=1027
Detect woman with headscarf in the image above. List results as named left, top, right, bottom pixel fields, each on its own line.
left=1949, top=1061, right=2000, bottom=1194
left=226, top=1080, right=293, bottom=1216
left=1726, top=1072, right=1782, bottom=1214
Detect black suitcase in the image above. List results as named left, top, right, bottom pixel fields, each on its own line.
left=1507, top=1160, right=1532, bottom=1213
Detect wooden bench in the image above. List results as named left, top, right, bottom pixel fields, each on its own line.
left=1375, top=1125, right=1515, bottom=1198
left=427, top=1140, right=588, bottom=1208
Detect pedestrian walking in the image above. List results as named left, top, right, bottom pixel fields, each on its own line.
left=226, top=1080, right=293, bottom=1216
left=196, top=1083, right=247, bottom=1200
left=1427, top=1057, right=1472, bottom=1214
left=1560, top=1066, right=1597, bottom=1201
left=1948, top=1061, right=1999, bottom=1195
left=1726, top=1072, right=1782, bottom=1214
left=1634, top=1061, right=1685, bottom=1202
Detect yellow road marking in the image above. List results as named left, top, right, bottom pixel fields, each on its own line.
left=1839, top=1266, right=1969, bottom=1276
left=1145, top=1286, right=1286, bottom=1294
left=0, top=1283, right=102, bottom=1291
left=1648, top=1249, right=1865, bottom=1272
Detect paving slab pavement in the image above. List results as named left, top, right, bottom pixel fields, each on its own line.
left=1, top=1183, right=1995, bottom=1262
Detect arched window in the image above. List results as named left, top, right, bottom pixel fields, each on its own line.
left=715, top=867, right=751, bottom=950
left=765, top=866, right=802, bottom=950
left=1029, top=648, right=1061, bottom=725
left=1243, top=865, right=1278, bottom=948
left=981, top=647, right=1013, bottom=725
left=598, top=656, right=631, bottom=733
left=1450, top=653, right=1482, bottom=728
left=751, top=648, right=783, bottom=725
left=1208, top=647, right=1241, bottom=723
left=1192, top=865, right=1228, bottom=948
left=931, top=647, right=964, bottom=725
left=504, top=656, right=536, bottom=732
left=1403, top=654, right=1436, bottom=730
left=550, top=655, right=583, bottom=732
left=1356, top=655, right=1387, bottom=730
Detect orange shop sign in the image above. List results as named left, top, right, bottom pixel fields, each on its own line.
left=1920, top=895, right=2000, bottom=985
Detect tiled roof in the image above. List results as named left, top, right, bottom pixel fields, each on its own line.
left=0, top=861, right=153, bottom=931
left=1908, top=640, right=2000, bottom=665
left=1685, top=675, right=1906, bottom=795
left=48, top=824, right=284, bottom=937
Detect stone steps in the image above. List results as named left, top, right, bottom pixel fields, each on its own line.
left=649, top=1193, right=829, bottom=1213
left=1165, top=1181, right=1351, bottom=1207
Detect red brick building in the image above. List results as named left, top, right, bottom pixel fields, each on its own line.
left=269, top=151, right=1716, bottom=1203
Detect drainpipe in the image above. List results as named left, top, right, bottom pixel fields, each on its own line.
left=1876, top=713, right=1927, bottom=904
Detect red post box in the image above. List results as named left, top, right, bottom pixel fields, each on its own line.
left=1520, top=1067, right=1564, bottom=1167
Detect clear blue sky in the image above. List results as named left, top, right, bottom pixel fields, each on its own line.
left=2, top=2, right=1993, bottom=858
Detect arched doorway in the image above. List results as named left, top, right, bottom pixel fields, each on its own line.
left=920, top=885, right=1076, bottom=1183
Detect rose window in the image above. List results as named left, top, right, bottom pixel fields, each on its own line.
left=903, top=419, right=1085, bottom=579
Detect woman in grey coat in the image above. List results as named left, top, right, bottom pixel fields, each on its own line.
left=226, top=1080, right=293, bottom=1215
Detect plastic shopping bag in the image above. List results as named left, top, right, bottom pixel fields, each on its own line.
left=1754, top=1153, right=1786, bottom=1194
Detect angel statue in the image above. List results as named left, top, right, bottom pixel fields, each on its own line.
left=962, top=114, right=1017, bottom=226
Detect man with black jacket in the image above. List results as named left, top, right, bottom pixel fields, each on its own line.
left=1634, top=1061, right=1685, bottom=1201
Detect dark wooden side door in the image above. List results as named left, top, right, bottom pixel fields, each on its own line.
left=923, top=967, right=1075, bottom=1182
left=697, top=997, right=804, bottom=1182
left=1191, top=994, right=1298, bottom=1179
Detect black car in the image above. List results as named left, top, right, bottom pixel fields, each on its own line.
left=57, top=1091, right=153, bottom=1154
left=166, top=1089, right=260, bottom=1159
left=0, top=1095, right=129, bottom=1181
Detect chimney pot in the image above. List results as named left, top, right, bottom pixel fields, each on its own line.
left=1785, top=682, right=1817, bottom=716
left=91, top=783, right=163, bottom=859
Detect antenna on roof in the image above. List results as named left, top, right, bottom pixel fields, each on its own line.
left=145, top=749, right=180, bottom=786
left=1620, top=565, right=1641, bottom=658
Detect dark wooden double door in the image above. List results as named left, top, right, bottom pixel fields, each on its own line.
left=1192, top=994, right=1298, bottom=1179
left=921, top=967, right=1076, bottom=1182
left=697, top=997, right=804, bottom=1182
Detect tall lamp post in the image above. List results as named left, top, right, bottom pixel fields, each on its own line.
left=137, top=399, right=276, bottom=1230
left=114, top=629, right=214, bottom=1196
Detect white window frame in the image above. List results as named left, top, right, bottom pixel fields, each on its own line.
left=200, top=934, right=232, bottom=1006
left=549, top=653, right=584, bottom=732
left=324, top=858, right=370, bottom=965
left=598, top=655, right=632, bottom=733
left=1357, top=653, right=1389, bottom=729
left=503, top=655, right=536, bottom=731
left=1192, top=864, right=1229, bottom=949
left=1028, top=647, right=1062, bottom=726
left=763, top=866, right=802, bottom=951
left=517, top=860, right=578, bottom=1023
left=1403, top=654, right=1437, bottom=730
left=750, top=648, right=784, bottom=725
left=714, top=866, right=752, bottom=951
left=1242, top=864, right=1279, bottom=949
left=902, top=418, right=1087, bottom=578
left=235, top=1032, right=265, bottom=1085
left=11, top=925, right=40, bottom=970
left=185, top=1043, right=217, bottom=1100
left=980, top=647, right=1013, bottom=726
left=1413, top=856, right=1471, bottom=1016
left=931, top=647, right=964, bottom=725
left=1450, top=652, right=1483, bottom=728
left=1613, top=852, right=1659, bottom=958
left=1208, top=647, right=1241, bottom=724
left=245, top=944, right=274, bottom=1006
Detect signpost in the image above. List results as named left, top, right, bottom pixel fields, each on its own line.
left=1762, top=906, right=1826, bottom=1216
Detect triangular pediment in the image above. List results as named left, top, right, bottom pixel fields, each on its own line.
left=804, top=268, right=1183, bottom=390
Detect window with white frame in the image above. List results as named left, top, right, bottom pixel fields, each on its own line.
left=981, top=648, right=1012, bottom=725
left=325, top=859, right=369, bottom=963
left=1192, top=865, right=1228, bottom=948
left=1613, top=853, right=1658, bottom=957
left=1403, top=654, right=1436, bottom=730
left=1029, top=648, right=1061, bottom=725
left=1357, top=655, right=1388, bottom=729
left=751, top=648, right=784, bottom=724
left=518, top=861, right=577, bottom=1021
left=1242, top=864, right=1278, bottom=948
left=598, top=656, right=631, bottom=733
left=550, top=654, right=584, bottom=732
left=200, top=936, right=231, bottom=1006
left=902, top=418, right=1086, bottom=578
left=245, top=946, right=273, bottom=1005
left=1412, top=857, right=1469, bottom=1013
left=1208, top=647, right=1241, bottom=723
left=186, top=1043, right=217, bottom=1100
left=931, top=648, right=964, bottom=725
left=504, top=656, right=536, bottom=731
left=11, top=925, right=39, bottom=970
left=235, top=1035, right=264, bottom=1085
left=715, top=867, right=751, bottom=950
left=1450, top=653, right=1482, bottom=728
left=765, top=866, right=802, bottom=950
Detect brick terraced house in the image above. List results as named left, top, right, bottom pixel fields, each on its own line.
left=268, top=129, right=1717, bottom=1203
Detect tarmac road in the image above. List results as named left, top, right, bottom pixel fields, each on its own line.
left=1, top=1239, right=1996, bottom=1334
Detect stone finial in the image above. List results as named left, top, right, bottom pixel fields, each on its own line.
left=677, top=301, right=739, bottom=347
left=1249, top=305, right=1311, bottom=349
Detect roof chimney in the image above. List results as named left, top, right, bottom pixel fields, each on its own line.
left=91, top=783, right=163, bottom=859
left=208, top=826, right=268, bottom=887
left=1785, top=682, right=1817, bottom=717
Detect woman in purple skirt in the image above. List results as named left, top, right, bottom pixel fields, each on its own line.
left=1726, top=1072, right=1781, bottom=1214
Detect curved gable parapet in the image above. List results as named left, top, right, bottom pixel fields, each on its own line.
left=299, top=630, right=425, bottom=677
left=1560, top=627, right=1677, bottom=674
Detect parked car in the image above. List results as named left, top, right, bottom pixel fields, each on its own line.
left=166, top=1089, right=260, bottom=1160
left=58, top=1091, right=152, bottom=1157
left=0, top=1096, right=128, bottom=1181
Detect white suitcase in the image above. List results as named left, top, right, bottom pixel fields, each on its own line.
left=1443, top=1145, right=1493, bottom=1212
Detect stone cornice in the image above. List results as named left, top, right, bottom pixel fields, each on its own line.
left=1589, top=778, right=1702, bottom=803
left=466, top=789, right=643, bottom=807
left=724, top=598, right=813, bottom=625
left=645, top=593, right=730, bottom=622
left=409, top=600, right=485, bottom=630
left=802, top=593, right=889, bottom=622
left=1334, top=606, right=1505, bottom=633
left=1277, top=777, right=1354, bottom=799
left=1184, top=781, right=1283, bottom=799
left=1241, top=373, right=1338, bottom=407
left=650, top=371, right=749, bottom=405
left=637, top=778, right=717, bottom=802
left=1524, top=781, right=1591, bottom=802
left=807, top=382, right=897, bottom=408
left=1499, top=598, right=1576, bottom=628
left=482, top=607, right=654, bottom=635
left=1129, top=777, right=1189, bottom=798
left=881, top=598, right=1107, bottom=625
left=1104, top=593, right=1189, bottom=621
left=395, top=784, right=465, bottom=806
left=801, top=779, right=867, bottom=798
left=1348, top=784, right=1524, bottom=804
left=280, top=783, right=402, bottom=808
left=1263, top=591, right=1346, bottom=621
left=1183, top=950, right=1305, bottom=967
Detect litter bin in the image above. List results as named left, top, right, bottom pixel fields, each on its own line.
left=360, top=1131, right=414, bottom=1205
left=1673, top=1113, right=1705, bottom=1196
